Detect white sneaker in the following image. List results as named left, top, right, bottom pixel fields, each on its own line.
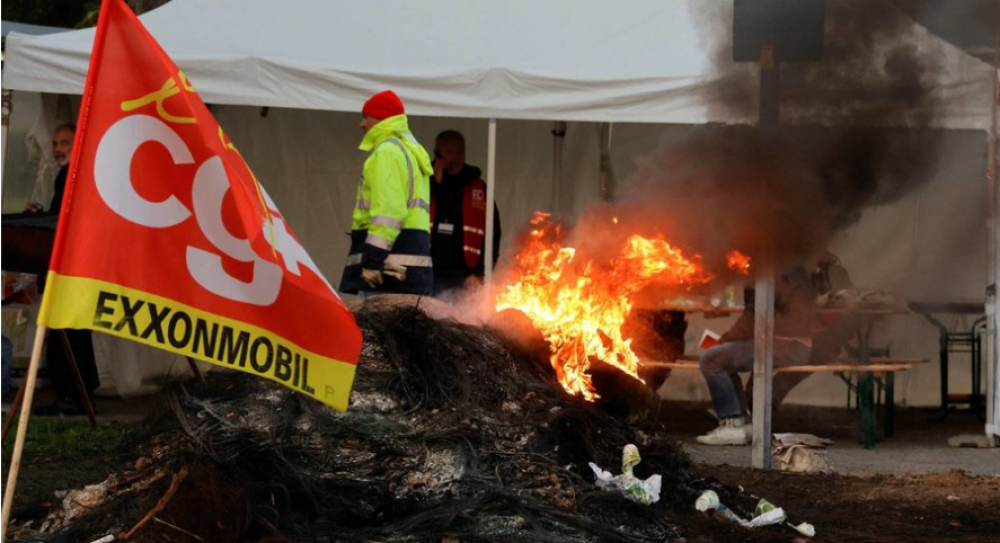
left=696, top=417, right=749, bottom=446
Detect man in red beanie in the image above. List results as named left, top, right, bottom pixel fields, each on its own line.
left=340, top=90, right=434, bottom=295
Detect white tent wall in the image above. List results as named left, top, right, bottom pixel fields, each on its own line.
left=989, top=69, right=1000, bottom=441
left=1, top=91, right=44, bottom=213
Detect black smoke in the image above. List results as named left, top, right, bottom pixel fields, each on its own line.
left=570, top=0, right=951, bottom=274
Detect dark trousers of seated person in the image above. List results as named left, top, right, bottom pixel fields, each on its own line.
left=46, top=329, right=99, bottom=408
left=700, top=339, right=813, bottom=418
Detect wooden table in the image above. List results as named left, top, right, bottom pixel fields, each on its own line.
left=907, top=300, right=987, bottom=421
left=1, top=213, right=202, bottom=444
left=643, top=305, right=915, bottom=449
left=815, top=306, right=910, bottom=448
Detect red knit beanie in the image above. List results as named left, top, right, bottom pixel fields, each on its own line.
left=362, top=90, right=405, bottom=120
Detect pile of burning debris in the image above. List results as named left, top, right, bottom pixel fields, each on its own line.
left=5, top=300, right=762, bottom=543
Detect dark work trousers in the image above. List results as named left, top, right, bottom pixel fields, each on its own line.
left=700, top=339, right=813, bottom=418
left=46, top=329, right=99, bottom=407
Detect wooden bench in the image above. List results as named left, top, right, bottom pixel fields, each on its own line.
left=653, top=355, right=928, bottom=367
left=642, top=357, right=928, bottom=443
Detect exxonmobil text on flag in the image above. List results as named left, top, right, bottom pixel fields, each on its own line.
left=37, top=0, right=362, bottom=411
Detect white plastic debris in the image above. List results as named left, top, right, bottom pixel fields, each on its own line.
left=792, top=522, right=817, bottom=537
left=694, top=491, right=808, bottom=533
left=588, top=444, right=662, bottom=505
left=694, top=489, right=720, bottom=512
left=751, top=499, right=789, bottom=529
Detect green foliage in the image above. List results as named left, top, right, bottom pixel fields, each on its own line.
left=2, top=0, right=99, bottom=29
left=77, top=3, right=101, bottom=28
left=2, top=416, right=135, bottom=463
left=3, top=1, right=170, bottom=28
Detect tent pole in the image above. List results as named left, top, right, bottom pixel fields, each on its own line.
left=552, top=121, right=566, bottom=213
left=599, top=122, right=614, bottom=201
left=484, top=118, right=498, bottom=285
left=1, top=89, right=11, bottom=191
left=751, top=267, right=776, bottom=468
left=986, top=37, right=999, bottom=445
left=0, top=326, right=49, bottom=543
left=752, top=44, right=779, bottom=469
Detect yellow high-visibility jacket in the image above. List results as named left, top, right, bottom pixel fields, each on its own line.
left=340, top=114, right=434, bottom=294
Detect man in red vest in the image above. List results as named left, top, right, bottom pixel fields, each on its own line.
left=429, top=130, right=501, bottom=295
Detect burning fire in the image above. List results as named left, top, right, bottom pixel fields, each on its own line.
left=496, top=212, right=711, bottom=401
left=726, top=250, right=752, bottom=276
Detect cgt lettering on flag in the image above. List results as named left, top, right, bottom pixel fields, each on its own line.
left=37, top=0, right=360, bottom=411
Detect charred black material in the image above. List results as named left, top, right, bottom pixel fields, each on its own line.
left=20, top=306, right=714, bottom=543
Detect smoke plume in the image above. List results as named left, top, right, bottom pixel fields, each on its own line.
left=564, top=0, right=949, bottom=275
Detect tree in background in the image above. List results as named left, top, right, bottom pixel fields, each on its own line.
left=3, top=0, right=170, bottom=28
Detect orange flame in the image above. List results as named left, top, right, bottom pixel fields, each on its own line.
left=496, top=212, right=712, bottom=401
left=727, top=250, right=752, bottom=276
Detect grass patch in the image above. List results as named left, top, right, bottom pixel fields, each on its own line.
left=2, top=416, right=135, bottom=465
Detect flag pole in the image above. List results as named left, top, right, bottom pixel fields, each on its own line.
left=1, top=325, right=49, bottom=543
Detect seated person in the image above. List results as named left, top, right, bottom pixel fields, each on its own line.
left=696, top=266, right=820, bottom=446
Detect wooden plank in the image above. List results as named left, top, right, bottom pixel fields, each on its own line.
left=640, top=357, right=927, bottom=368
left=640, top=361, right=915, bottom=373
left=836, top=357, right=929, bottom=365
left=639, top=305, right=745, bottom=315
left=641, top=362, right=700, bottom=370
left=814, top=307, right=909, bottom=315
left=776, top=364, right=912, bottom=373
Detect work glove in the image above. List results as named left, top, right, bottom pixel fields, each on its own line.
left=361, top=268, right=384, bottom=288
left=383, top=263, right=408, bottom=282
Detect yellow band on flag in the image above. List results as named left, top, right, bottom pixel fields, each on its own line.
left=39, top=272, right=357, bottom=411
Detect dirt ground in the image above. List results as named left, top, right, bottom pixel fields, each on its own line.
left=6, top=452, right=120, bottom=524
left=4, top=342, right=997, bottom=543
left=678, top=466, right=1000, bottom=543
left=8, top=445, right=998, bottom=543
left=6, top=418, right=997, bottom=543
left=1, top=416, right=136, bottom=529
left=655, top=400, right=1000, bottom=542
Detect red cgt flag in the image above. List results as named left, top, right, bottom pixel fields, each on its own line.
left=38, top=0, right=362, bottom=411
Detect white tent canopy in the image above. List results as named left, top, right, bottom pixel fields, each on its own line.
left=2, top=0, right=994, bottom=129
left=4, top=0, right=717, bottom=123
